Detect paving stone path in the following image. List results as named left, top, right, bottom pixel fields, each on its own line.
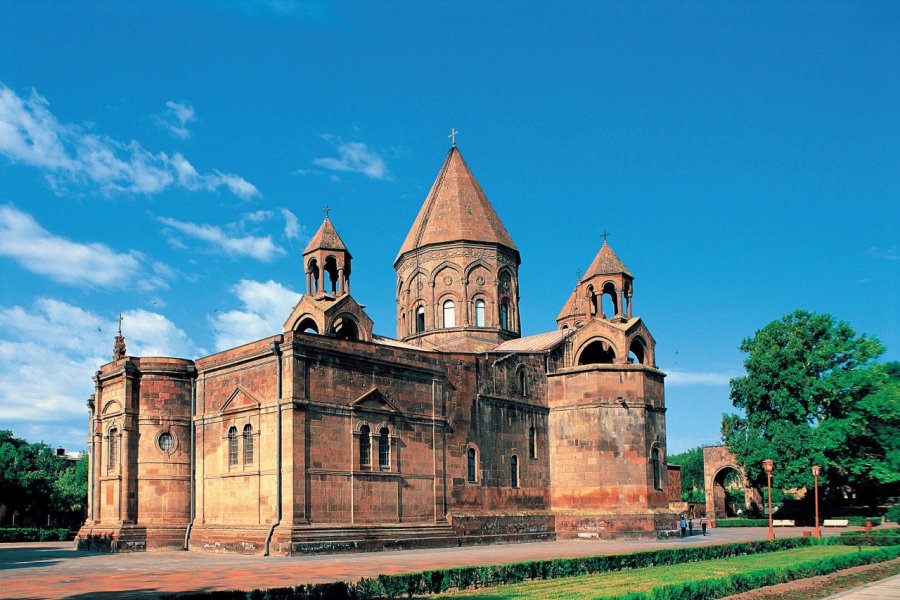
left=0, top=527, right=859, bottom=599
left=824, top=573, right=900, bottom=599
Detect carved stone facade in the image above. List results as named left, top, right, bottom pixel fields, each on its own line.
left=77, top=145, right=677, bottom=555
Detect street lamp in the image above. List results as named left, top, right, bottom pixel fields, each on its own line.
left=763, top=459, right=775, bottom=540
left=812, top=465, right=822, bottom=539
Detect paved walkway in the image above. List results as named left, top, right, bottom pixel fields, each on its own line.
left=824, top=573, right=900, bottom=599
left=0, top=527, right=860, bottom=599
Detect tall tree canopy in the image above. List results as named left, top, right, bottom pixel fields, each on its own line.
left=722, top=310, right=896, bottom=500
left=667, top=446, right=705, bottom=501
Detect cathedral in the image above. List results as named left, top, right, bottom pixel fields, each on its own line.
left=76, top=145, right=676, bottom=555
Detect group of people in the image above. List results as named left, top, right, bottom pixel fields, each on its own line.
left=679, top=514, right=708, bottom=537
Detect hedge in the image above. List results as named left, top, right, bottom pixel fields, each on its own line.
left=605, top=545, right=900, bottom=600
left=160, top=537, right=821, bottom=599
left=0, top=528, right=74, bottom=542
left=837, top=529, right=900, bottom=547
left=714, top=519, right=769, bottom=527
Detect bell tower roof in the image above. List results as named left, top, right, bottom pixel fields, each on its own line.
left=583, top=241, right=632, bottom=279
left=395, top=147, right=517, bottom=264
left=304, top=215, right=350, bottom=257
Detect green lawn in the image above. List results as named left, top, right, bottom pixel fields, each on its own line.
left=435, top=545, right=873, bottom=599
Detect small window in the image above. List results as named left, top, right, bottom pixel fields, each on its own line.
left=529, top=427, right=537, bottom=459
left=158, top=432, right=174, bottom=452
left=243, top=424, right=253, bottom=464
left=475, top=299, right=485, bottom=327
left=443, top=300, right=456, bottom=328
left=359, top=425, right=371, bottom=467
left=500, top=301, right=510, bottom=330
left=108, top=428, right=119, bottom=468
left=467, top=447, right=477, bottom=483
left=416, top=306, right=425, bottom=333
left=378, top=428, right=390, bottom=469
left=511, top=454, right=519, bottom=488
left=651, top=447, right=661, bottom=490
left=228, top=426, right=238, bottom=466
left=518, top=369, right=527, bottom=396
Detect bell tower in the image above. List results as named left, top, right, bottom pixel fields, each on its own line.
left=303, top=209, right=351, bottom=298
left=394, top=145, right=521, bottom=352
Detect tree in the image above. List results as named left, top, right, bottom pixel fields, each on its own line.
left=722, top=310, right=895, bottom=503
left=667, top=446, right=705, bottom=501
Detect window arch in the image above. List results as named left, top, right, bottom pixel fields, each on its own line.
left=415, top=305, right=425, bottom=333
left=518, top=368, right=527, bottom=396
left=359, top=425, right=371, bottom=467
left=243, top=424, right=253, bottom=464
left=443, top=300, right=456, bottom=328
left=510, top=454, right=519, bottom=488
left=628, top=337, right=646, bottom=365
left=474, top=299, right=485, bottom=327
left=529, top=426, right=537, bottom=459
left=227, top=426, right=238, bottom=466
left=378, top=427, right=390, bottom=469
left=500, top=300, right=510, bottom=330
left=578, top=339, right=616, bottom=365
left=108, top=428, right=119, bottom=469
left=651, top=447, right=662, bottom=490
left=467, top=447, right=478, bottom=483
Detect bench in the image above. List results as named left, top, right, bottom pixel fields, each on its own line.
left=773, top=519, right=795, bottom=526
left=823, top=519, right=849, bottom=527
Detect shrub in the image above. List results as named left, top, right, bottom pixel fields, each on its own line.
left=714, top=518, right=769, bottom=527
left=886, top=504, right=900, bottom=523
left=832, top=516, right=881, bottom=527
left=0, top=528, right=73, bottom=542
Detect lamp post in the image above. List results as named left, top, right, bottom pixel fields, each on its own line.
left=763, top=459, right=775, bottom=540
left=812, top=465, right=822, bottom=539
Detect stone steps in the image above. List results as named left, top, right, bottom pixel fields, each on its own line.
left=285, top=522, right=458, bottom=555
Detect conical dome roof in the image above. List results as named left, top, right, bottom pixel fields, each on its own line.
left=583, top=241, right=632, bottom=278
left=304, top=217, right=349, bottom=256
left=395, top=147, right=517, bottom=263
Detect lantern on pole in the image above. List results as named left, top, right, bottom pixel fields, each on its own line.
left=811, top=465, right=822, bottom=539
left=763, top=459, right=775, bottom=540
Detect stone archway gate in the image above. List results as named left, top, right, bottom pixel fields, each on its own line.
left=703, top=445, right=762, bottom=526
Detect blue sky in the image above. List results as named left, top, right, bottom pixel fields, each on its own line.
left=0, top=2, right=897, bottom=452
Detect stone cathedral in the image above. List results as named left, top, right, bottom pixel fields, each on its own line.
left=77, top=145, right=676, bottom=555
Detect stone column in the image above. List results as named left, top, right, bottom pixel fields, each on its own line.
left=337, top=268, right=345, bottom=295
left=462, top=278, right=470, bottom=326
left=627, top=288, right=633, bottom=318
left=620, top=289, right=627, bottom=317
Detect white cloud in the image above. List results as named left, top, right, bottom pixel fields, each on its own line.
left=157, top=100, right=195, bottom=140
left=280, top=208, right=301, bottom=240
left=0, top=204, right=170, bottom=290
left=868, top=246, right=900, bottom=261
left=0, top=298, right=198, bottom=449
left=313, top=135, right=390, bottom=180
left=0, top=84, right=259, bottom=199
left=209, top=279, right=301, bottom=351
left=159, top=215, right=286, bottom=262
left=665, top=369, right=736, bottom=386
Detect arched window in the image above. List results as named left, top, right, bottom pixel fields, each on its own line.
left=378, top=428, right=390, bottom=469
left=108, top=428, right=118, bottom=469
left=416, top=306, right=425, bottom=333
left=628, top=337, right=646, bottom=365
left=510, top=455, right=519, bottom=488
left=227, top=426, right=238, bottom=466
left=518, top=368, right=527, bottom=396
left=578, top=339, right=616, bottom=365
left=651, top=447, right=661, bottom=490
left=500, top=300, right=510, bottom=330
left=158, top=431, right=174, bottom=452
left=359, top=425, right=371, bottom=467
left=467, top=447, right=477, bottom=483
left=529, top=427, right=537, bottom=459
left=475, top=299, right=485, bottom=327
left=243, top=424, right=253, bottom=464
left=443, top=300, right=456, bottom=328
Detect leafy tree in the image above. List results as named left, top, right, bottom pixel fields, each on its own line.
left=667, top=446, right=705, bottom=499
left=722, top=310, right=895, bottom=503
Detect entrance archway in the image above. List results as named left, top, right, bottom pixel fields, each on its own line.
left=703, top=445, right=762, bottom=526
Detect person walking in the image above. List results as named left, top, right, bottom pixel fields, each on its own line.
left=688, top=516, right=694, bottom=536
left=701, top=515, right=708, bottom=535
left=680, top=515, right=687, bottom=538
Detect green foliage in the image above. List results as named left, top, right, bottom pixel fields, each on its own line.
left=714, top=518, right=769, bottom=527
left=0, top=528, right=74, bottom=542
left=886, top=504, right=900, bottom=523
left=666, top=446, right=704, bottom=496
left=0, top=430, right=88, bottom=524
left=681, top=489, right=705, bottom=503
left=722, top=311, right=896, bottom=498
left=832, top=516, right=881, bottom=526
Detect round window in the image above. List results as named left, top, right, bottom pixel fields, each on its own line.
left=158, top=432, right=174, bottom=452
